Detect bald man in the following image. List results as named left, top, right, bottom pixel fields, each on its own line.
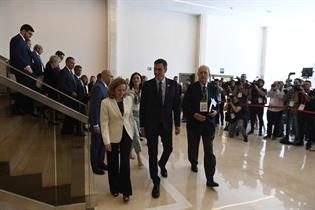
left=183, top=65, right=219, bottom=188
left=89, top=70, right=113, bottom=175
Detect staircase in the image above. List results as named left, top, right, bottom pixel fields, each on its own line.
left=0, top=89, right=86, bottom=206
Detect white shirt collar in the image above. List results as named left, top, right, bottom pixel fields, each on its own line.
left=156, top=77, right=166, bottom=84
left=19, top=33, right=25, bottom=41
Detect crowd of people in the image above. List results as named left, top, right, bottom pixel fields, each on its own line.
left=8, top=24, right=315, bottom=203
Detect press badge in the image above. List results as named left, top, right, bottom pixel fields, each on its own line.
left=230, top=113, right=235, bottom=119
left=238, top=92, right=242, bottom=98
left=289, top=100, right=294, bottom=107
left=298, top=104, right=305, bottom=111
left=258, top=97, right=263, bottom=104
left=200, top=101, right=208, bottom=112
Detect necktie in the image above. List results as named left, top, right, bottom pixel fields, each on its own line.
left=202, top=85, right=207, bottom=101
left=158, top=81, right=163, bottom=105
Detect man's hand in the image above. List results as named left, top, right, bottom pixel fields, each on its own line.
left=24, top=66, right=33, bottom=74
left=72, top=92, right=78, bottom=97
left=105, top=144, right=112, bottom=152
left=94, top=127, right=101, bottom=135
left=175, top=126, right=180, bottom=135
left=193, top=113, right=206, bottom=122
left=208, top=111, right=217, bottom=118
left=140, top=127, right=146, bottom=138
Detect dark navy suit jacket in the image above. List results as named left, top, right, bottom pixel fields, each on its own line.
left=9, top=34, right=33, bottom=85
left=183, top=81, right=218, bottom=128
left=88, top=80, right=108, bottom=126
left=140, top=78, right=181, bottom=132
left=31, top=51, right=44, bottom=78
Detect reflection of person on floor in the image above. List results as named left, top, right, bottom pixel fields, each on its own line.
left=183, top=65, right=219, bottom=188
left=89, top=70, right=113, bottom=175
left=100, top=78, right=134, bottom=202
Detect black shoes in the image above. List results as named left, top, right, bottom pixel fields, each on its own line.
left=93, top=168, right=105, bottom=175
left=280, top=138, right=292, bottom=145
left=207, top=181, right=219, bottom=188
left=263, top=135, right=271, bottom=139
left=247, top=130, right=254, bottom=135
left=243, top=135, right=248, bottom=142
left=152, top=183, right=160, bottom=198
left=159, top=163, right=168, bottom=178
left=191, top=165, right=198, bottom=173
left=292, top=141, right=304, bottom=146
left=100, top=163, right=108, bottom=171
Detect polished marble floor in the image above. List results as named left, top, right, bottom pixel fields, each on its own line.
left=93, top=124, right=315, bottom=210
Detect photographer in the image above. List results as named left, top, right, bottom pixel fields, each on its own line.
left=297, top=80, right=315, bottom=148
left=233, top=74, right=250, bottom=131
left=281, top=78, right=303, bottom=145
left=224, top=95, right=248, bottom=142
left=264, top=81, right=285, bottom=139
left=248, top=79, right=267, bottom=136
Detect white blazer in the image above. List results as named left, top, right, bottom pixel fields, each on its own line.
left=100, top=96, right=134, bottom=145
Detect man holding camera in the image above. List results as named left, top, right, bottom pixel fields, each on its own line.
left=248, top=79, right=267, bottom=136
left=265, top=81, right=285, bottom=139
left=281, top=78, right=304, bottom=145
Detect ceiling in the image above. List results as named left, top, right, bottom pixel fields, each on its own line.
left=121, top=0, right=315, bottom=25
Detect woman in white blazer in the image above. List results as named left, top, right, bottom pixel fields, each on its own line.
left=100, top=77, right=134, bottom=202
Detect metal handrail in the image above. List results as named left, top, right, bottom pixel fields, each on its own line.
left=0, top=58, right=85, bottom=107
left=0, top=74, right=88, bottom=123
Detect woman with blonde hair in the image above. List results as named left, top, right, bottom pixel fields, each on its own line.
left=100, top=77, right=134, bottom=202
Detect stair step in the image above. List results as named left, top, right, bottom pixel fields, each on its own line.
left=0, top=173, right=42, bottom=195
left=0, top=116, right=39, bottom=174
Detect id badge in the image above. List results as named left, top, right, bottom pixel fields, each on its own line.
left=237, top=92, right=242, bottom=98
left=230, top=113, right=235, bottom=119
left=289, top=100, right=294, bottom=107
left=258, top=97, right=263, bottom=104
left=200, top=101, right=208, bottom=112
left=298, top=104, right=305, bottom=111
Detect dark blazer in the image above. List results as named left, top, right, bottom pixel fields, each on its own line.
left=74, top=75, right=85, bottom=101
left=89, top=80, right=108, bottom=127
left=9, top=34, right=33, bottom=84
left=31, top=51, right=44, bottom=78
left=183, top=81, right=218, bottom=128
left=140, top=78, right=181, bottom=132
left=58, top=67, right=77, bottom=96
left=43, top=62, right=60, bottom=100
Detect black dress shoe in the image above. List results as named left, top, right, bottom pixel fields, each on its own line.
left=100, top=163, right=108, bottom=171
left=292, top=141, right=304, bottom=146
left=263, top=135, right=271, bottom=139
left=191, top=165, right=198, bottom=173
left=247, top=130, right=254, bottom=135
left=152, top=184, right=160, bottom=198
left=93, top=168, right=105, bottom=175
left=207, top=181, right=219, bottom=187
left=160, top=166, right=168, bottom=178
left=280, top=138, right=292, bottom=145
left=243, top=135, right=248, bottom=142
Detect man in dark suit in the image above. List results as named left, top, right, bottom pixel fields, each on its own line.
left=9, top=24, right=35, bottom=114
left=58, top=57, right=78, bottom=134
left=183, top=65, right=219, bottom=188
left=140, top=58, right=181, bottom=198
left=89, top=70, right=113, bottom=175
left=31, top=44, right=44, bottom=78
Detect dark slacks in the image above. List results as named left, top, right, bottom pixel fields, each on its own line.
left=107, top=128, right=132, bottom=196
left=266, top=110, right=283, bottom=137
left=250, top=106, right=264, bottom=133
left=146, top=123, right=173, bottom=184
left=187, top=122, right=216, bottom=183
left=90, top=128, right=105, bottom=171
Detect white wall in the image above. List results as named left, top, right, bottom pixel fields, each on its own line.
left=116, top=3, right=198, bottom=80
left=265, top=22, right=315, bottom=86
left=205, top=16, right=263, bottom=81
left=0, top=0, right=107, bottom=78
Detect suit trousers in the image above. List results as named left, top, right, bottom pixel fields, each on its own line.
left=187, top=122, right=216, bottom=183
left=90, top=127, right=105, bottom=171
left=266, top=110, right=283, bottom=137
left=147, top=123, right=173, bottom=184
left=107, top=128, right=132, bottom=196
